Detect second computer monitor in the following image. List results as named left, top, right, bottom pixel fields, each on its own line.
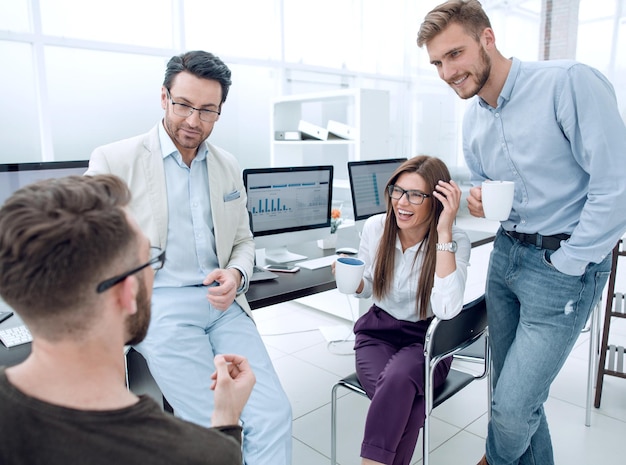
left=348, top=158, right=407, bottom=221
left=243, top=165, right=334, bottom=263
left=0, top=160, right=89, bottom=206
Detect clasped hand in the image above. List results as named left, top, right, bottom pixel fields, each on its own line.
left=210, top=354, right=256, bottom=426
left=203, top=268, right=241, bottom=310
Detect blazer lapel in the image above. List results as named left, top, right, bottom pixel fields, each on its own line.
left=142, top=125, right=169, bottom=250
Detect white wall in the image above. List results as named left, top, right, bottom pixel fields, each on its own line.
left=1, top=0, right=624, bottom=174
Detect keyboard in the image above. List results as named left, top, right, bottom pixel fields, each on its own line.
left=0, top=325, right=33, bottom=348
left=297, top=254, right=338, bottom=270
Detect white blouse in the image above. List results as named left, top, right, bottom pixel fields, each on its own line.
left=355, top=214, right=471, bottom=322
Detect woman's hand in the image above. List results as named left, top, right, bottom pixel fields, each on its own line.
left=433, top=180, right=461, bottom=279
left=332, top=254, right=364, bottom=294
left=432, top=180, right=462, bottom=238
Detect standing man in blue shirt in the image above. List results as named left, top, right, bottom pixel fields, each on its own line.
left=418, top=1, right=626, bottom=464
left=87, top=50, right=292, bottom=464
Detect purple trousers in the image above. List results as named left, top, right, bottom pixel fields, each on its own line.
left=354, top=305, right=453, bottom=465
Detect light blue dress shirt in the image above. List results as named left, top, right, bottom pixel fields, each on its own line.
left=463, top=58, right=626, bottom=275
left=153, top=123, right=219, bottom=288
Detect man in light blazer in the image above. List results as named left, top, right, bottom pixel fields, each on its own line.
left=87, top=50, right=292, bottom=465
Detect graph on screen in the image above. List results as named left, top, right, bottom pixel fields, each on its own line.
left=348, top=158, right=407, bottom=221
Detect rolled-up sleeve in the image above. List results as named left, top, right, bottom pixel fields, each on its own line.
left=431, top=229, right=471, bottom=320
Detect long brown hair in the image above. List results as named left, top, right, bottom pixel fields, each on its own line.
left=372, top=156, right=452, bottom=319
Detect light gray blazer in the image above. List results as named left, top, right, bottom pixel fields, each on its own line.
left=87, top=124, right=255, bottom=316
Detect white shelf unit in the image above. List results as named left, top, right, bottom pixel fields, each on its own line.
left=270, top=89, right=389, bottom=321
left=270, top=88, right=390, bottom=182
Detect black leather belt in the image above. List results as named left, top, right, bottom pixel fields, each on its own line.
left=505, top=231, right=570, bottom=251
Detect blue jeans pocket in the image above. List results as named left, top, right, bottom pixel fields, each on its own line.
left=542, top=249, right=555, bottom=267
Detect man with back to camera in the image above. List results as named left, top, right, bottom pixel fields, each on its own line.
left=418, top=1, right=626, bottom=464
left=0, top=174, right=255, bottom=464
left=86, top=50, right=292, bottom=464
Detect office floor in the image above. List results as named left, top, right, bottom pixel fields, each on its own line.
left=254, top=218, right=626, bottom=465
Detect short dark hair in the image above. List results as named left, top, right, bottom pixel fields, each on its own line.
left=0, top=175, right=134, bottom=339
left=163, top=50, right=232, bottom=104
left=417, top=0, right=492, bottom=48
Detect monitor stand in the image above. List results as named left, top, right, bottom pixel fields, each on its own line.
left=263, top=246, right=307, bottom=264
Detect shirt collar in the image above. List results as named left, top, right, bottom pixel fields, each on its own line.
left=478, top=56, right=520, bottom=110
left=395, top=235, right=424, bottom=253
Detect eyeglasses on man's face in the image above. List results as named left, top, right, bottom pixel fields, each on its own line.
left=166, top=88, right=221, bottom=123
left=96, top=246, right=166, bottom=294
left=387, top=185, right=431, bottom=205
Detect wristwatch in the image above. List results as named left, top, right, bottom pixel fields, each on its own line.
left=436, top=241, right=458, bottom=253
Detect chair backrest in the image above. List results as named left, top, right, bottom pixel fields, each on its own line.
left=332, top=294, right=490, bottom=465
left=426, top=295, right=487, bottom=359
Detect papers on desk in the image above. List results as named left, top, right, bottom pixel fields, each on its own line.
left=296, top=254, right=338, bottom=270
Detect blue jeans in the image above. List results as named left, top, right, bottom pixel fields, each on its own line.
left=134, top=286, right=292, bottom=465
left=485, top=229, right=610, bottom=465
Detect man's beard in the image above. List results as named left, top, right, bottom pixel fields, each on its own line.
left=454, top=45, right=491, bottom=100
left=124, top=275, right=151, bottom=346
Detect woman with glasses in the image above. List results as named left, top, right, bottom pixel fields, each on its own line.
left=347, top=155, right=470, bottom=465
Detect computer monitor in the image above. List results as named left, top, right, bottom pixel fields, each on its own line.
left=347, top=158, right=407, bottom=222
left=243, top=165, right=334, bottom=263
left=0, top=160, right=89, bottom=206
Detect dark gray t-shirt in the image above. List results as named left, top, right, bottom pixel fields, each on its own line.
left=0, top=368, right=242, bottom=465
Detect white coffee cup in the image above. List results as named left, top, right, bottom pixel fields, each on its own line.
left=335, top=257, right=365, bottom=294
left=481, top=180, right=514, bottom=221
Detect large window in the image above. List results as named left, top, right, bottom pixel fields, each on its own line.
left=40, top=0, right=174, bottom=48
left=0, top=41, right=40, bottom=164
left=45, top=47, right=165, bottom=160
left=0, top=0, right=624, bottom=171
left=184, top=0, right=281, bottom=60
left=283, top=0, right=357, bottom=69
left=576, top=0, right=625, bottom=114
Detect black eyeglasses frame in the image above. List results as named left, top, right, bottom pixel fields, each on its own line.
left=96, top=247, right=165, bottom=294
left=165, top=88, right=221, bottom=122
left=387, top=185, right=431, bottom=205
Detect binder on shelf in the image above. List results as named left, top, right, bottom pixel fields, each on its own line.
left=326, top=120, right=356, bottom=140
left=274, top=131, right=302, bottom=141
left=298, top=120, right=329, bottom=141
